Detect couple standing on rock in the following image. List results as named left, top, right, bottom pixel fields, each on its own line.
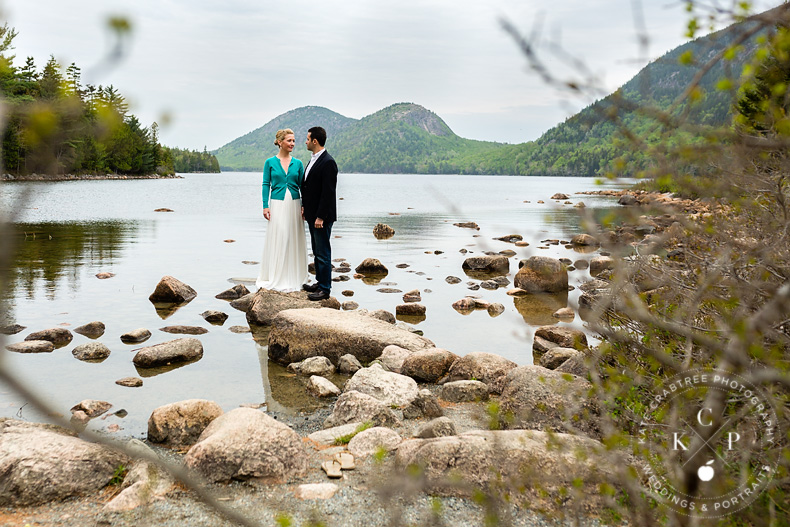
left=255, top=126, right=338, bottom=301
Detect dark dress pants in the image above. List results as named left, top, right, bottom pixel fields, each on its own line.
left=309, top=221, right=333, bottom=293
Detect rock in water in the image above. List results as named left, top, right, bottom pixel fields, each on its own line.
left=132, top=338, right=204, bottom=368
left=246, top=288, right=318, bottom=326
left=73, top=321, right=105, bottom=338
left=120, top=328, right=151, bottom=344
left=461, top=256, right=509, bottom=275
left=287, top=356, right=335, bottom=376
left=307, top=376, right=341, bottom=397
left=215, top=283, right=250, bottom=300
left=514, top=256, right=568, bottom=293
left=72, top=342, right=111, bottom=361
left=24, top=328, right=73, bottom=346
left=200, top=310, right=229, bottom=325
left=0, top=419, right=128, bottom=506
left=185, top=408, right=308, bottom=483
left=395, top=303, right=426, bottom=318
left=5, top=341, right=54, bottom=353
left=355, top=258, right=389, bottom=276
left=372, top=223, right=395, bottom=239
left=267, top=308, right=434, bottom=366
left=70, top=400, right=112, bottom=418
left=148, top=276, right=197, bottom=304
left=148, top=399, right=223, bottom=447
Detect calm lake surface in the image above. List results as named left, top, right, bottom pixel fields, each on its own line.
left=0, top=172, right=631, bottom=438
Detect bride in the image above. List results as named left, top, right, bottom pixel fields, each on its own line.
left=256, top=129, right=308, bottom=292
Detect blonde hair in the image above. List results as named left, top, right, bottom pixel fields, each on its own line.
left=274, top=128, right=294, bottom=147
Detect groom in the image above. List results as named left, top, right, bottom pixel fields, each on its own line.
left=301, top=126, right=338, bottom=301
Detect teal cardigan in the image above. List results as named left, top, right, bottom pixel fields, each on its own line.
left=261, top=156, right=304, bottom=208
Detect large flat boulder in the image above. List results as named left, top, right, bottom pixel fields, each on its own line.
left=185, top=408, right=308, bottom=483
left=147, top=399, right=223, bottom=447
left=246, top=288, right=318, bottom=326
left=0, top=419, right=128, bottom=506
left=499, top=365, right=599, bottom=439
left=132, top=338, right=203, bottom=368
left=514, top=256, right=568, bottom=293
left=395, top=430, right=617, bottom=513
left=268, top=308, right=434, bottom=366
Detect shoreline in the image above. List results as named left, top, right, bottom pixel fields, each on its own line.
left=2, top=173, right=184, bottom=182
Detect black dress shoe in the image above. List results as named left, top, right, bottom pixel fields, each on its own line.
left=303, top=283, right=320, bottom=293
left=307, top=289, right=330, bottom=301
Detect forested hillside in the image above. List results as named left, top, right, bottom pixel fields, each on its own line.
left=163, top=147, right=220, bottom=173
left=480, top=21, right=762, bottom=176
left=0, top=25, right=174, bottom=177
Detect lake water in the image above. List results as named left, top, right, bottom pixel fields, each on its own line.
left=0, top=172, right=630, bottom=437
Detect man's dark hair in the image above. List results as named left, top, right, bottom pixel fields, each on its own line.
left=308, top=126, right=327, bottom=147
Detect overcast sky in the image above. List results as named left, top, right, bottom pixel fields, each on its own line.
left=1, top=1, right=781, bottom=150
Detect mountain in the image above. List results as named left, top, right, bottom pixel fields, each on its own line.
left=215, top=106, right=355, bottom=171
left=216, top=19, right=764, bottom=176
left=214, top=103, right=507, bottom=173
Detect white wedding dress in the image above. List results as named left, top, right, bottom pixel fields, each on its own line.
left=256, top=192, right=308, bottom=292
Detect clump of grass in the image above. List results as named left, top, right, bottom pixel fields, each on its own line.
left=109, top=464, right=127, bottom=486
left=333, top=421, right=373, bottom=446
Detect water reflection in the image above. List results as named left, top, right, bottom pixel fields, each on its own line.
left=513, top=292, right=568, bottom=326
left=3, top=221, right=142, bottom=302
left=256, top=342, right=339, bottom=415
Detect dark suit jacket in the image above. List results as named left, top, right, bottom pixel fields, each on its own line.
left=301, top=150, right=338, bottom=223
